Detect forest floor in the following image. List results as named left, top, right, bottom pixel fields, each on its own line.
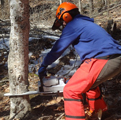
left=1, top=36, right=121, bottom=120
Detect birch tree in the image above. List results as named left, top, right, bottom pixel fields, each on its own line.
left=8, top=0, right=31, bottom=119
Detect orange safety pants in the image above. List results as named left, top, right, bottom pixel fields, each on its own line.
left=63, top=58, right=108, bottom=120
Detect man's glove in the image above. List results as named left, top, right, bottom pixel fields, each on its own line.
left=38, top=64, right=47, bottom=79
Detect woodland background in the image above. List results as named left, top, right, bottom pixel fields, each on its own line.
left=0, top=0, right=121, bottom=120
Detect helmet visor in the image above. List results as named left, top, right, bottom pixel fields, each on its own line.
left=52, top=18, right=63, bottom=30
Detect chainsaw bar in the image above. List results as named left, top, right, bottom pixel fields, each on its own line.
left=4, top=76, right=66, bottom=97
left=4, top=91, right=53, bottom=97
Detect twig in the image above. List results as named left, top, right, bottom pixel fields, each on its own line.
left=9, top=106, right=25, bottom=120
left=40, top=106, right=48, bottom=116
left=0, top=79, right=9, bottom=83
left=92, top=2, right=121, bottom=18
left=56, top=113, right=65, bottom=120
left=0, top=19, right=10, bottom=22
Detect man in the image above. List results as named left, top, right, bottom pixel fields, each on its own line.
left=38, top=2, right=121, bottom=120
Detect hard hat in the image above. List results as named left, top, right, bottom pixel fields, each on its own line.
left=52, top=2, right=78, bottom=30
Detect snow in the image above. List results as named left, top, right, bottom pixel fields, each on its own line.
left=0, top=35, right=81, bottom=78
left=36, top=45, right=81, bottom=76
left=42, top=35, right=59, bottom=41
left=29, top=37, right=40, bottom=42
left=0, top=38, right=9, bottom=49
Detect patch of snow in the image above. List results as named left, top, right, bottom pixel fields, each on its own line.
left=29, top=37, right=40, bottom=42
left=29, top=64, right=36, bottom=73
left=42, top=35, right=59, bottom=41
left=0, top=35, right=80, bottom=78
left=0, top=38, right=9, bottom=49
left=29, top=52, right=33, bottom=59
left=48, top=59, right=60, bottom=69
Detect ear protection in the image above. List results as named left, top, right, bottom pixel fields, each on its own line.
left=61, top=12, right=72, bottom=23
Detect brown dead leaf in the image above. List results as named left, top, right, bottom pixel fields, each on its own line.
left=54, top=106, right=64, bottom=111
left=56, top=97, right=64, bottom=102
left=97, top=109, right=102, bottom=120
left=4, top=87, right=9, bottom=93
left=46, top=97, right=64, bottom=106
left=0, top=117, right=5, bottom=120
left=46, top=99, right=58, bottom=106
left=60, top=116, right=65, bottom=120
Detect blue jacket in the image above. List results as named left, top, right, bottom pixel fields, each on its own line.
left=42, top=14, right=121, bottom=66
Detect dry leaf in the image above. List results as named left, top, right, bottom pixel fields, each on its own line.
left=0, top=117, right=5, bottom=120
left=97, top=109, right=102, bottom=120
left=4, top=87, right=9, bottom=93
left=46, top=99, right=58, bottom=105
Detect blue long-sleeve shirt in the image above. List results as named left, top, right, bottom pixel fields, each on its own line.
left=42, top=14, right=121, bottom=66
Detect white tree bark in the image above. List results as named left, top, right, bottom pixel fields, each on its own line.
left=8, top=0, right=31, bottom=119
left=60, top=0, right=62, bottom=4
left=78, top=0, right=81, bottom=13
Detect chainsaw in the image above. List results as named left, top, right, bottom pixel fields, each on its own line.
left=4, top=75, right=66, bottom=97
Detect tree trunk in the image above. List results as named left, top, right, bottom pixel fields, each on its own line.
left=8, top=0, right=31, bottom=119
left=78, top=0, right=82, bottom=13
left=89, top=0, right=94, bottom=17
left=60, top=0, right=62, bottom=4
left=1, top=0, right=5, bottom=8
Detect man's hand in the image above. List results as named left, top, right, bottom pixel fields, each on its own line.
left=38, top=64, right=47, bottom=79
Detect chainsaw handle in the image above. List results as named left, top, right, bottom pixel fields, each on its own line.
left=39, top=75, right=44, bottom=92
left=38, top=64, right=47, bottom=91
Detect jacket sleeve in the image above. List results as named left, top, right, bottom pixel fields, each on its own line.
left=42, top=25, right=79, bottom=66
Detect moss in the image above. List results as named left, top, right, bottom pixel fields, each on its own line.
left=29, top=94, right=38, bottom=100
left=28, top=73, right=38, bottom=77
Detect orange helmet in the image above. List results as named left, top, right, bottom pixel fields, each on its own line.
left=52, top=2, right=78, bottom=30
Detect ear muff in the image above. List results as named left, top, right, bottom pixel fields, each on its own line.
left=62, top=12, right=72, bottom=23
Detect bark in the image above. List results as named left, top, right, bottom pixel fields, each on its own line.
left=59, top=0, right=62, bottom=4
left=89, top=0, right=94, bottom=12
left=78, top=0, right=82, bottom=13
left=1, top=0, right=5, bottom=8
left=8, top=0, right=31, bottom=119
left=89, top=0, right=94, bottom=17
